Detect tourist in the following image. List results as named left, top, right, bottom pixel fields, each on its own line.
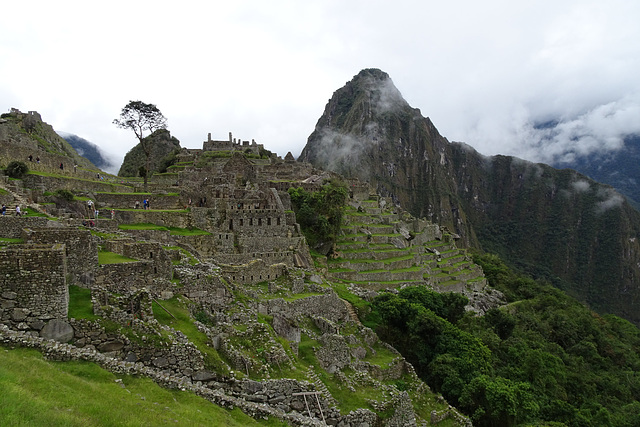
left=74, top=164, right=77, bottom=173
left=15, top=205, right=21, bottom=217
left=1, top=204, right=6, bottom=215
left=36, top=156, right=40, bottom=163
left=59, top=162, right=64, bottom=171
left=135, top=200, right=140, bottom=209
left=28, top=154, right=33, bottom=162
left=111, top=209, right=115, bottom=220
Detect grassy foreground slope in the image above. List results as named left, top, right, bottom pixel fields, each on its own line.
left=0, top=346, right=285, bottom=426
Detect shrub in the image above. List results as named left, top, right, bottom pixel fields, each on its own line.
left=6, top=161, right=28, bottom=179
left=55, top=189, right=75, bottom=202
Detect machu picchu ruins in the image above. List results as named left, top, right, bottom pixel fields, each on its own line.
left=0, top=108, right=497, bottom=426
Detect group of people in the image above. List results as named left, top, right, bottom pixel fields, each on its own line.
left=135, top=199, right=150, bottom=209
left=27, top=154, right=40, bottom=163
left=1, top=204, right=23, bottom=216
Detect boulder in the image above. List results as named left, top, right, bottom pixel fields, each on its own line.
left=40, top=319, right=74, bottom=343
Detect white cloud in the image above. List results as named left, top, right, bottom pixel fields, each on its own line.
left=0, top=0, right=639, bottom=171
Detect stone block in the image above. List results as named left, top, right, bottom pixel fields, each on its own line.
left=192, top=370, right=216, bottom=382
left=1, top=291, right=17, bottom=300
left=98, top=340, right=125, bottom=352
left=40, top=319, right=74, bottom=343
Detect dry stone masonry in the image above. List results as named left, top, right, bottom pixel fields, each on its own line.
left=0, top=109, right=475, bottom=426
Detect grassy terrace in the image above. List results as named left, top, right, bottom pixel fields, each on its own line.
left=152, top=297, right=231, bottom=376
left=97, top=251, right=137, bottom=264
left=96, top=191, right=180, bottom=197
left=27, top=171, right=133, bottom=190
left=328, top=254, right=415, bottom=264
left=118, top=223, right=210, bottom=236
left=0, top=346, right=281, bottom=426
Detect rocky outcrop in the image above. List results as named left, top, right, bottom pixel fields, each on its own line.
left=118, top=129, right=181, bottom=177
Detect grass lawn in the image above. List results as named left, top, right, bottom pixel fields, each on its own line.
left=68, top=285, right=98, bottom=320
left=0, top=346, right=285, bottom=426
left=98, top=251, right=138, bottom=264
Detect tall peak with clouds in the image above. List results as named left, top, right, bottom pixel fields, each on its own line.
left=300, top=69, right=640, bottom=326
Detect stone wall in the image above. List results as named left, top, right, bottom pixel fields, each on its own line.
left=94, top=193, right=183, bottom=210
left=265, top=293, right=350, bottom=324
left=22, top=173, right=133, bottom=194
left=221, top=259, right=288, bottom=285
left=0, top=244, right=68, bottom=329
left=172, top=264, right=233, bottom=306
left=0, top=216, right=51, bottom=238
left=115, top=210, right=192, bottom=229
left=22, top=227, right=98, bottom=285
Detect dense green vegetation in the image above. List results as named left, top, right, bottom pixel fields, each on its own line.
left=366, top=253, right=640, bottom=426
left=288, top=179, right=348, bottom=248
left=6, top=160, right=28, bottom=178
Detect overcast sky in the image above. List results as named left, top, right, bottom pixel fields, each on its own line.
left=1, top=0, right=639, bottom=173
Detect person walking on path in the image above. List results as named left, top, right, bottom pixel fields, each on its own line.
left=15, top=205, right=21, bottom=217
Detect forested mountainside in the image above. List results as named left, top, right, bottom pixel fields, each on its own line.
left=299, top=68, right=640, bottom=325
left=552, top=134, right=640, bottom=208
left=59, top=132, right=115, bottom=172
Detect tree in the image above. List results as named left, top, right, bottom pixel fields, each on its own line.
left=6, top=161, right=28, bottom=179
left=113, top=101, right=167, bottom=190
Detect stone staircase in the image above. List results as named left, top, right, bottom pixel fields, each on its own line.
left=0, top=180, right=52, bottom=218
left=306, top=365, right=339, bottom=408
left=342, top=299, right=362, bottom=325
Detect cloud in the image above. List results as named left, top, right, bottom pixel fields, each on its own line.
left=1, top=0, right=639, bottom=172
left=596, top=188, right=625, bottom=213
left=572, top=180, right=591, bottom=193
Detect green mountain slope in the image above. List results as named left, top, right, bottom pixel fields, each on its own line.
left=299, top=68, right=640, bottom=325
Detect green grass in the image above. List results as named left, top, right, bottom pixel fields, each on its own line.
left=152, top=297, right=230, bottom=375
left=68, top=285, right=98, bottom=320
left=118, top=223, right=209, bottom=236
left=0, top=346, right=284, bottom=426
left=98, top=251, right=138, bottom=264
left=119, top=223, right=167, bottom=231
left=0, top=237, right=23, bottom=244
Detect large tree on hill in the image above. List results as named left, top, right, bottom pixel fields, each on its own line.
left=113, top=100, right=167, bottom=190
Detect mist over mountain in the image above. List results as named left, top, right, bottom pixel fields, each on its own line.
left=551, top=134, right=640, bottom=207
left=58, top=132, right=115, bottom=173
left=300, top=68, right=640, bottom=325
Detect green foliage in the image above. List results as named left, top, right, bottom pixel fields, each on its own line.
left=372, top=266, right=640, bottom=426
left=6, top=160, right=28, bottom=178
left=55, top=189, right=75, bottom=202
left=459, top=375, right=539, bottom=427
left=157, top=148, right=180, bottom=173
left=372, top=288, right=491, bottom=404
left=288, top=179, right=348, bottom=248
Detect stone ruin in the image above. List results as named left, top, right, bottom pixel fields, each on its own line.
left=0, top=114, right=473, bottom=426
